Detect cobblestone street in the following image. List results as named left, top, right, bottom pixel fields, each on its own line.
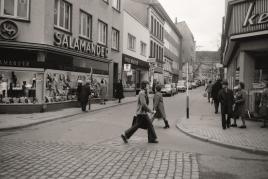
left=0, top=137, right=199, bottom=179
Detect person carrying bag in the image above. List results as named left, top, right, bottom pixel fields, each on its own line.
left=121, top=81, right=158, bottom=144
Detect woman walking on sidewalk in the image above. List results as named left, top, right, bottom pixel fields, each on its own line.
left=121, top=81, right=158, bottom=144
left=152, top=84, right=169, bottom=128
left=232, top=82, right=247, bottom=128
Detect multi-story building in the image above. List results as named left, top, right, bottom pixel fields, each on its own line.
left=175, top=21, right=196, bottom=81
left=122, top=10, right=150, bottom=96
left=222, top=0, right=268, bottom=113
left=0, top=0, right=123, bottom=113
left=163, top=19, right=182, bottom=84
left=124, top=0, right=165, bottom=85
left=195, top=51, right=221, bottom=81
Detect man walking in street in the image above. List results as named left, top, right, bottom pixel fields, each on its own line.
left=218, top=81, right=234, bottom=129
left=211, top=79, right=222, bottom=113
left=79, top=81, right=91, bottom=112
left=121, top=81, right=158, bottom=144
left=205, top=80, right=213, bottom=103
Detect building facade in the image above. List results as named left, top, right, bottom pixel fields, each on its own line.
left=222, top=0, right=268, bottom=113
left=0, top=0, right=123, bottom=113
left=163, top=21, right=182, bottom=84
left=175, top=21, right=196, bottom=81
left=122, top=10, right=150, bottom=96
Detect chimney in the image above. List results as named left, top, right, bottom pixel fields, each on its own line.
left=175, top=17, right=178, bottom=24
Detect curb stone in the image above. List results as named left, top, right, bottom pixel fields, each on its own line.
left=176, top=120, right=268, bottom=155
left=0, top=99, right=138, bottom=131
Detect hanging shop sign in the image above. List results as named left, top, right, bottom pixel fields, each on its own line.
left=54, top=31, right=108, bottom=58
left=0, top=20, right=19, bottom=40
left=124, top=64, right=131, bottom=72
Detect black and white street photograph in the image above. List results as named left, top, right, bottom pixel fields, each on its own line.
left=0, top=0, right=268, bottom=178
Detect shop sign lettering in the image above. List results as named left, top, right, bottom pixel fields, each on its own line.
left=54, top=31, right=108, bottom=58
left=0, top=59, right=30, bottom=67
left=243, top=2, right=268, bottom=27
left=124, top=57, right=139, bottom=66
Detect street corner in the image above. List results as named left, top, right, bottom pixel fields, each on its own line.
left=0, top=138, right=200, bottom=179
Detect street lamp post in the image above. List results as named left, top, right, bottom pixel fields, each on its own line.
left=186, top=62, right=189, bottom=119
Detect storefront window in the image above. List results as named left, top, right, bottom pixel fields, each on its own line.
left=122, top=69, right=136, bottom=90
left=44, top=70, right=109, bottom=103
left=0, top=70, right=41, bottom=104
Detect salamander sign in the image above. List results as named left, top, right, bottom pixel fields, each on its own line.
left=54, top=31, right=108, bottom=58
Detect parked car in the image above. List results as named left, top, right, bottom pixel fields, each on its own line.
left=192, top=81, right=198, bottom=88
left=171, top=83, right=178, bottom=94
left=161, top=84, right=176, bottom=96
left=187, top=81, right=193, bottom=90
left=177, top=80, right=186, bottom=92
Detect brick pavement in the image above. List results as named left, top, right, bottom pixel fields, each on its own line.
left=177, top=91, right=268, bottom=154
left=0, top=137, right=199, bottom=179
left=0, top=96, right=139, bottom=130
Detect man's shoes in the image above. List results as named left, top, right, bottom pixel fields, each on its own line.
left=148, top=140, right=159, bottom=143
left=261, top=125, right=267, bottom=128
left=231, top=124, right=237, bottom=127
left=239, top=125, right=246, bottom=129
left=215, top=111, right=218, bottom=114
left=222, top=127, right=226, bottom=130
left=121, top=134, right=128, bottom=143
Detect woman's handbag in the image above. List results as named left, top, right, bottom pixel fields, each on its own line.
left=132, top=115, right=148, bottom=129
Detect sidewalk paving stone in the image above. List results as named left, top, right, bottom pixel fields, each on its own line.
left=0, top=96, right=141, bottom=130
left=177, top=92, right=268, bottom=155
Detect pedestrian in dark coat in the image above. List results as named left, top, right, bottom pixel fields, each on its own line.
left=152, top=84, right=169, bottom=128
left=76, top=80, right=83, bottom=102
left=121, top=81, right=158, bottom=144
left=259, top=83, right=268, bottom=128
left=218, top=81, right=234, bottom=129
left=211, top=79, right=222, bottom=113
left=232, top=82, right=247, bottom=128
left=79, top=82, right=91, bottom=111
left=116, top=80, right=124, bottom=103
left=99, top=79, right=107, bottom=105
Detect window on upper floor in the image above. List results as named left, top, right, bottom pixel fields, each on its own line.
left=112, top=0, right=120, bottom=11
left=128, top=33, right=136, bottom=51
left=98, top=20, right=108, bottom=45
left=140, top=41, right=146, bottom=56
left=150, top=16, right=153, bottom=33
left=0, top=0, right=30, bottom=20
left=79, top=11, right=92, bottom=39
left=54, top=0, right=72, bottom=32
left=112, top=28, right=119, bottom=51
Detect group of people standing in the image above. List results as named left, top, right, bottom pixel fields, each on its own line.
left=206, top=79, right=247, bottom=129
left=206, top=79, right=268, bottom=130
left=121, top=81, right=169, bottom=144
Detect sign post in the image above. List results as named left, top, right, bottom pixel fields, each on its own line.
left=186, top=62, right=189, bottom=119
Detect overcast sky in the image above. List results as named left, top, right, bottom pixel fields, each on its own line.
left=158, top=0, right=225, bottom=51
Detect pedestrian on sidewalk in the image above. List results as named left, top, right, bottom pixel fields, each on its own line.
left=211, top=79, right=222, bottom=114
left=79, top=81, right=91, bottom=112
left=259, top=83, right=268, bottom=128
left=232, top=82, right=247, bottom=128
left=218, top=81, right=234, bottom=129
left=99, top=79, right=107, bottom=105
left=121, top=81, right=158, bottom=144
left=76, top=80, right=83, bottom=102
left=152, top=84, right=169, bottom=128
left=115, top=79, right=124, bottom=103
left=205, top=80, right=213, bottom=103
